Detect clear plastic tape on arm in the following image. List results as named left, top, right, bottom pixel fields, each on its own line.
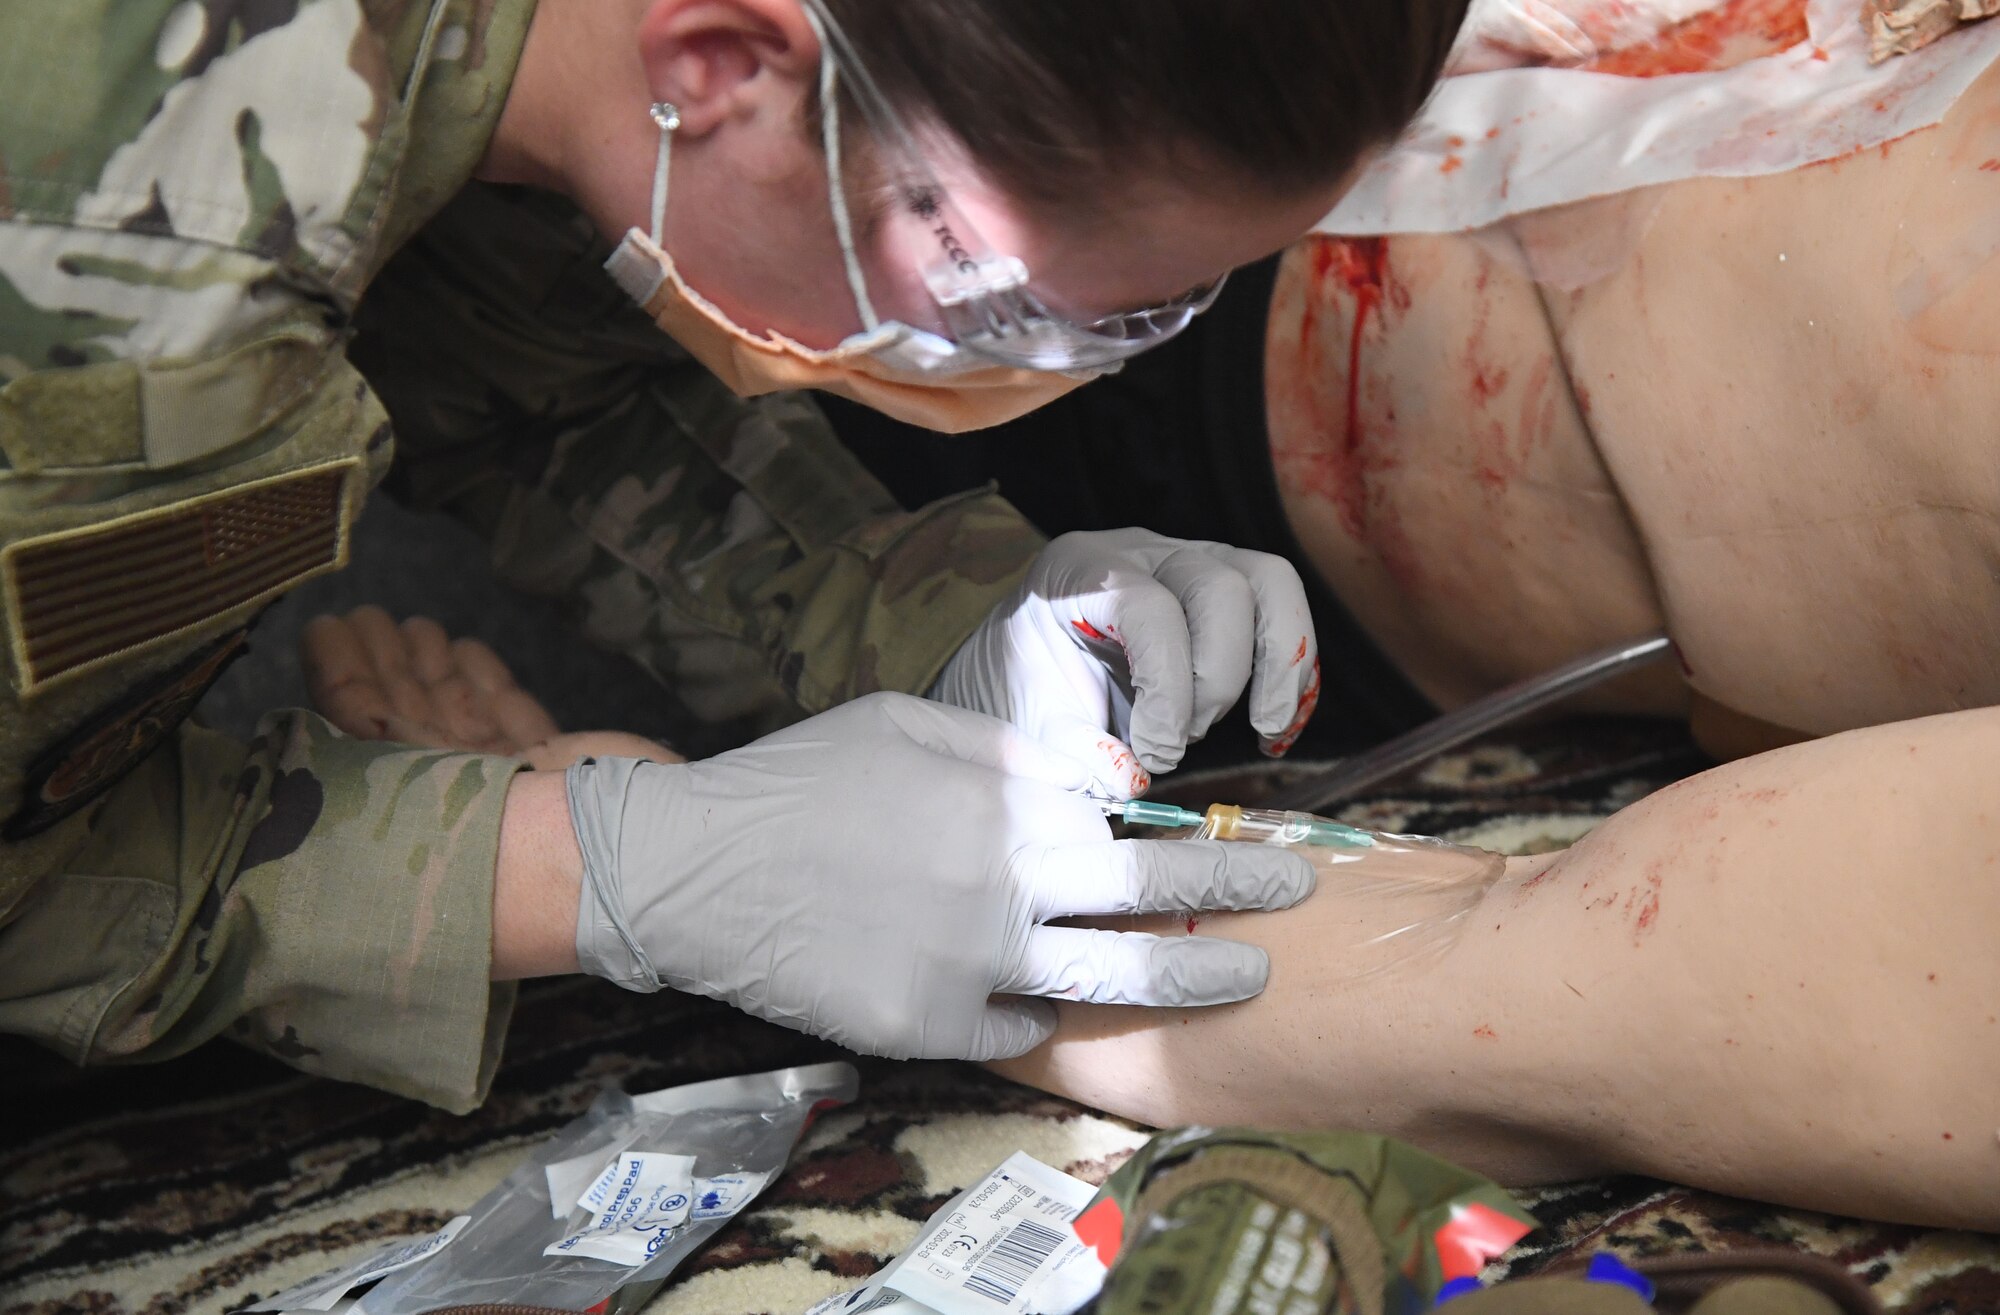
left=1118, top=802, right=1506, bottom=981
left=1320, top=0, right=2000, bottom=236
left=318, top=1062, right=861, bottom=1315
left=1212, top=805, right=1504, bottom=979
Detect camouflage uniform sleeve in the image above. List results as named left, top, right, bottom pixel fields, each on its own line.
left=0, top=708, right=521, bottom=1114
left=0, top=0, right=536, bottom=1110
left=353, top=186, right=1047, bottom=734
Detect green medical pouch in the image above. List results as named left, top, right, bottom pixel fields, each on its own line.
left=1068, top=1127, right=1536, bottom=1315
left=1068, top=1128, right=1883, bottom=1315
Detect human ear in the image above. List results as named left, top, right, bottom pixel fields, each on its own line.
left=634, top=0, right=820, bottom=136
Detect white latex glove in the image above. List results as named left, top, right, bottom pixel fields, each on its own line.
left=568, top=693, right=1315, bottom=1061
left=930, top=529, right=1322, bottom=799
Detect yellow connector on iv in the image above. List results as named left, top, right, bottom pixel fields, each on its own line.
left=1202, top=803, right=1375, bottom=848
left=1103, top=798, right=1375, bottom=848
left=1095, top=794, right=1506, bottom=980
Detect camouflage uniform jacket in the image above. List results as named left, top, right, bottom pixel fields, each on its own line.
left=0, top=0, right=1045, bottom=1111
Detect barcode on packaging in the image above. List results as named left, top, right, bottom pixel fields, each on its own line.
left=882, top=1153, right=1101, bottom=1315
left=964, top=1220, right=1068, bottom=1304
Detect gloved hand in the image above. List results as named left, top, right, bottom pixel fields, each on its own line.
left=567, top=693, right=1315, bottom=1061
left=931, top=529, right=1322, bottom=798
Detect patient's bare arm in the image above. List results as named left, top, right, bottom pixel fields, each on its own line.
left=993, top=707, right=2000, bottom=1230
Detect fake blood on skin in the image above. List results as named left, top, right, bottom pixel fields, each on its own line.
left=1272, top=236, right=1431, bottom=590
left=1295, top=236, right=1403, bottom=540
left=1578, top=0, right=1810, bottom=77
left=1461, top=264, right=1557, bottom=496
left=1334, top=238, right=1390, bottom=487
left=1631, top=868, right=1665, bottom=943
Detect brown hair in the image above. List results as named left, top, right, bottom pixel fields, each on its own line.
left=818, top=0, right=1472, bottom=207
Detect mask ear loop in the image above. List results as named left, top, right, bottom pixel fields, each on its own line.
left=648, top=101, right=680, bottom=246
left=803, top=9, right=882, bottom=332
left=645, top=26, right=881, bottom=333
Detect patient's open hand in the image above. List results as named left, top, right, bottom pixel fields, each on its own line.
left=302, top=606, right=681, bottom=770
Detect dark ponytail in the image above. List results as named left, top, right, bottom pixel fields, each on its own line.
left=819, top=0, right=1472, bottom=206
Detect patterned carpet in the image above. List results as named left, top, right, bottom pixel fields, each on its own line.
left=4, top=719, right=1998, bottom=1315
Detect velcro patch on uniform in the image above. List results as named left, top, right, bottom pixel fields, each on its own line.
left=3, top=630, right=247, bottom=840
left=4, top=461, right=356, bottom=693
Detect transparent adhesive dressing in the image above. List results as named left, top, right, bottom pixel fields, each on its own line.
left=1107, top=800, right=1505, bottom=980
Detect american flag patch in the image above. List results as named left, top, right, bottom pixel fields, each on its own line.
left=5, top=460, right=357, bottom=693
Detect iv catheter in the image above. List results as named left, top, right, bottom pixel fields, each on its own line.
left=1092, top=795, right=1506, bottom=981
left=1093, top=797, right=1377, bottom=848
left=1261, top=631, right=1674, bottom=814
left=1084, top=632, right=1672, bottom=848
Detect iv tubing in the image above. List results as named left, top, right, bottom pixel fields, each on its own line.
left=1263, top=632, right=1675, bottom=813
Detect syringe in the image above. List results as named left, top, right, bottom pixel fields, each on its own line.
left=1094, top=797, right=1376, bottom=849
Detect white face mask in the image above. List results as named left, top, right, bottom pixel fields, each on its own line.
left=602, top=49, right=1096, bottom=434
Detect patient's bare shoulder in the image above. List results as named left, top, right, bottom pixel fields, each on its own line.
left=1268, top=62, right=2000, bottom=740
left=1560, top=61, right=2000, bottom=735
left=1265, top=227, right=1684, bottom=720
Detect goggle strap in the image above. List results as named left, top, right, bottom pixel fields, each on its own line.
left=809, top=9, right=880, bottom=332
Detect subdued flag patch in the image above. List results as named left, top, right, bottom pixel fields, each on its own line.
left=4, top=459, right=355, bottom=692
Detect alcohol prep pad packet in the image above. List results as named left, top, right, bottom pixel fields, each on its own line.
left=542, top=1150, right=699, bottom=1265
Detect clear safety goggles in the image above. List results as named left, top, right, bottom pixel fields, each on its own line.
left=798, top=0, right=1225, bottom=372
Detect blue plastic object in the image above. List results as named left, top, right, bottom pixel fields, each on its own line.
left=1586, top=1252, right=1658, bottom=1304
left=1435, top=1277, right=1487, bottom=1305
